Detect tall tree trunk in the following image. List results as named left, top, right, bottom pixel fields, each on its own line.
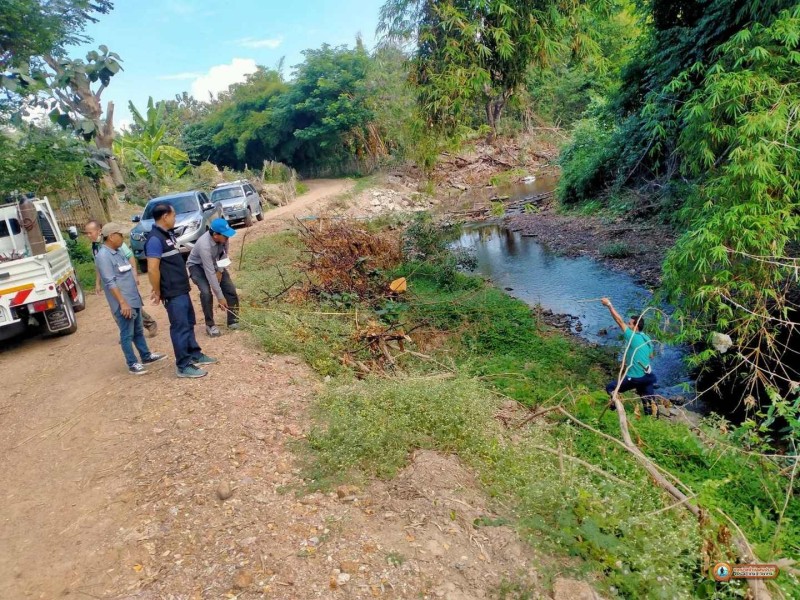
left=94, top=101, right=126, bottom=191
left=485, top=91, right=509, bottom=143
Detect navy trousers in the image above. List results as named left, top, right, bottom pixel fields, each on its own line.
left=606, top=372, right=658, bottom=414
left=164, top=293, right=203, bottom=369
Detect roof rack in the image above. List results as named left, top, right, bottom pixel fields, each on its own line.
left=214, top=179, right=249, bottom=188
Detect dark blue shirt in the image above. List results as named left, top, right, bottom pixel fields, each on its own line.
left=145, top=226, right=191, bottom=299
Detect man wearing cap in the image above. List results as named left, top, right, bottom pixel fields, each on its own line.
left=145, top=203, right=218, bottom=379
left=84, top=219, right=158, bottom=337
left=94, top=223, right=166, bottom=375
left=187, top=218, right=240, bottom=337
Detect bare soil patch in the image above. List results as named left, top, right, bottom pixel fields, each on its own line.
left=0, top=178, right=557, bottom=600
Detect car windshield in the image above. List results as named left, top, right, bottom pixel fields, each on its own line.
left=142, top=194, right=199, bottom=219
left=211, top=187, right=244, bottom=202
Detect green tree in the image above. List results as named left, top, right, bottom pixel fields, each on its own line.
left=114, top=97, right=189, bottom=182
left=271, top=42, right=374, bottom=170
left=183, top=67, right=288, bottom=168
left=0, top=0, right=112, bottom=73
left=0, top=125, right=96, bottom=197
left=1, top=1, right=125, bottom=189
left=379, top=0, right=611, bottom=138
left=661, top=5, right=800, bottom=406
left=186, top=44, right=375, bottom=174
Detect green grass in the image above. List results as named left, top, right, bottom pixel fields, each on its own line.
left=599, top=241, right=633, bottom=258
left=236, top=232, right=357, bottom=376
left=351, top=174, right=380, bottom=195
left=489, top=168, right=528, bottom=187
left=75, top=261, right=96, bottom=289
left=237, top=228, right=799, bottom=599
left=295, top=182, right=309, bottom=196
left=66, top=236, right=97, bottom=289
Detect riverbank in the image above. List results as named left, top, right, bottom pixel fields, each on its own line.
left=235, top=216, right=799, bottom=599
left=506, top=202, right=675, bottom=288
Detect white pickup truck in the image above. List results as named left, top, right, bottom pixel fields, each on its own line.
left=0, top=197, right=86, bottom=341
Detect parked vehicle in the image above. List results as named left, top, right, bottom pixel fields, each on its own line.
left=129, top=190, right=222, bottom=272
left=211, top=180, right=264, bottom=227
left=0, top=196, right=85, bottom=341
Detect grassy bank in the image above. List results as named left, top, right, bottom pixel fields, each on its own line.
left=236, top=226, right=799, bottom=599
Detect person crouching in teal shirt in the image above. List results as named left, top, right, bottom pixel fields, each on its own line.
left=601, top=297, right=657, bottom=415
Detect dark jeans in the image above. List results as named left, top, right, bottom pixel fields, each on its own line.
left=606, top=372, right=658, bottom=413
left=113, top=307, right=152, bottom=367
left=164, top=293, right=203, bottom=369
left=188, top=265, right=239, bottom=327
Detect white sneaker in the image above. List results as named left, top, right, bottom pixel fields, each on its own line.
left=129, top=363, right=149, bottom=375
left=206, top=325, right=221, bottom=337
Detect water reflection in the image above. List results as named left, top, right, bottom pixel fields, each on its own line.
left=455, top=224, right=692, bottom=395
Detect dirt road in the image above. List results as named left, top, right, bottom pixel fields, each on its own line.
left=0, top=179, right=545, bottom=600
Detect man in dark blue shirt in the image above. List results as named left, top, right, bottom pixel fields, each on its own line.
left=95, top=222, right=166, bottom=375
left=145, top=203, right=218, bottom=378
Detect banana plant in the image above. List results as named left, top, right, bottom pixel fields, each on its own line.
left=113, top=96, right=189, bottom=181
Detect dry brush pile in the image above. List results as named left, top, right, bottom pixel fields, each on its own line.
left=288, top=220, right=415, bottom=374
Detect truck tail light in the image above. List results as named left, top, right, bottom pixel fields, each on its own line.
left=31, top=299, right=57, bottom=313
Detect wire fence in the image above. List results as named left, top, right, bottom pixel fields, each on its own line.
left=49, top=177, right=110, bottom=229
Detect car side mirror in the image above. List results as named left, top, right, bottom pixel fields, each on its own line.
left=67, top=226, right=79, bottom=240
left=131, top=215, right=141, bottom=223
left=202, top=202, right=214, bottom=212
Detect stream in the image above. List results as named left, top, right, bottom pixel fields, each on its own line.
left=454, top=181, right=696, bottom=403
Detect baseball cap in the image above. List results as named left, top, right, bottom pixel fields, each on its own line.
left=210, top=218, right=236, bottom=238
left=101, top=222, right=124, bottom=237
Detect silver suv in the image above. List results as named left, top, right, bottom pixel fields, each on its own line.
left=129, top=190, right=222, bottom=272
left=211, top=180, right=264, bottom=227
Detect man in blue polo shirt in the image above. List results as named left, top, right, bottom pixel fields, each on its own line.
left=601, top=297, right=657, bottom=415
left=95, top=222, right=166, bottom=375
left=145, top=203, right=218, bottom=378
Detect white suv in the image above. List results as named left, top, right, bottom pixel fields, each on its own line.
left=211, top=180, right=264, bottom=227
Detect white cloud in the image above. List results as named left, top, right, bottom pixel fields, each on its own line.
left=237, top=37, right=283, bottom=49
left=190, top=58, right=258, bottom=99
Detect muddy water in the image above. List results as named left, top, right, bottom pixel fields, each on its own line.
left=454, top=180, right=694, bottom=400
left=457, top=173, right=560, bottom=211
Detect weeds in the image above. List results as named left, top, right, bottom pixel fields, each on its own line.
left=238, top=223, right=799, bottom=599
left=600, top=241, right=633, bottom=258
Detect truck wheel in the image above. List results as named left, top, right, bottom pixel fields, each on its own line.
left=72, top=279, right=86, bottom=312
left=244, top=210, right=254, bottom=227
left=256, top=203, right=264, bottom=221
left=58, top=288, right=78, bottom=335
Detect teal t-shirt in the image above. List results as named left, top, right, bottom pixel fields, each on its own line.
left=119, top=242, right=134, bottom=260
left=622, top=327, right=652, bottom=378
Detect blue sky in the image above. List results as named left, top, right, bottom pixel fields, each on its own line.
left=78, top=0, right=387, bottom=129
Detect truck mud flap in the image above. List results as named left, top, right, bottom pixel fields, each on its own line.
left=44, top=303, right=72, bottom=333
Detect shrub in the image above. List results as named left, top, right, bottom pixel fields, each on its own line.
left=557, top=118, right=618, bottom=205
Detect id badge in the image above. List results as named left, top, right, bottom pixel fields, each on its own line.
left=118, top=263, right=132, bottom=273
